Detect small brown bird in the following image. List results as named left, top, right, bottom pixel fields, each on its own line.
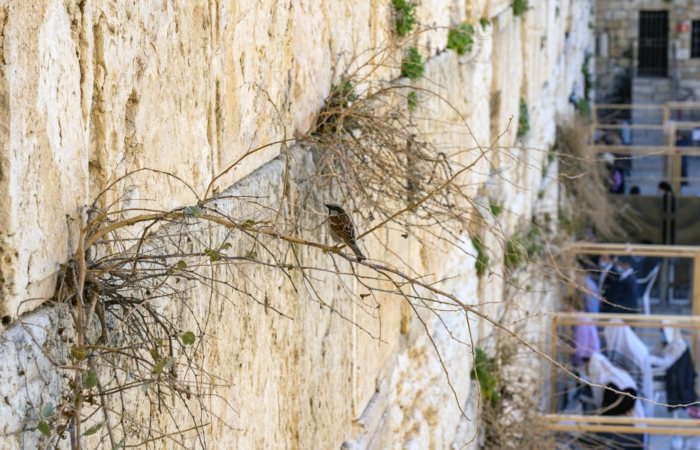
left=325, top=203, right=366, bottom=261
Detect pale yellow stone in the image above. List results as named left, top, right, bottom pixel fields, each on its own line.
left=0, top=0, right=593, bottom=448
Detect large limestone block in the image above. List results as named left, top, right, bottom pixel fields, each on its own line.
left=521, top=0, right=554, bottom=106
left=390, top=244, right=479, bottom=448
left=489, top=8, right=523, bottom=148
left=486, top=0, right=512, bottom=19
left=415, top=0, right=452, bottom=58
left=465, top=0, right=490, bottom=23
left=0, top=2, right=89, bottom=320
left=84, top=1, right=215, bottom=243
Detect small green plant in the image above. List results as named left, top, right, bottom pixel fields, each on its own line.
left=447, top=23, right=475, bottom=55
left=472, top=235, right=490, bottom=276
left=576, top=98, right=591, bottom=116
left=471, top=348, right=500, bottom=402
left=558, top=208, right=584, bottom=237
left=513, top=0, right=530, bottom=16
left=401, top=46, right=425, bottom=80
left=329, top=77, right=357, bottom=109
left=480, top=18, right=491, bottom=31
left=517, top=97, right=530, bottom=138
left=542, top=150, right=556, bottom=177
left=581, top=53, right=593, bottom=99
left=489, top=201, right=503, bottom=217
left=407, top=91, right=418, bottom=112
left=392, top=0, right=417, bottom=37
left=317, top=78, right=358, bottom=133
left=504, top=227, right=541, bottom=270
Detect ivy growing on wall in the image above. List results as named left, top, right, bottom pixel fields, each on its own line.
left=513, top=0, right=530, bottom=16
left=447, top=23, right=475, bottom=55
left=401, top=46, right=425, bottom=80
left=392, top=0, right=417, bottom=37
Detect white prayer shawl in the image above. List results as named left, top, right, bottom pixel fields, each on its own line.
left=588, top=352, right=645, bottom=419
left=649, top=324, right=688, bottom=370
left=605, top=320, right=654, bottom=418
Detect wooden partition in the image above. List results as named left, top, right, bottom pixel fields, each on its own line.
left=543, top=415, right=700, bottom=436
left=569, top=242, right=700, bottom=316
left=548, top=312, right=700, bottom=435
left=592, top=102, right=700, bottom=193
left=545, top=242, right=700, bottom=436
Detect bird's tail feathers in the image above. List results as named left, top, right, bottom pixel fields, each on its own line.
left=349, top=243, right=366, bottom=261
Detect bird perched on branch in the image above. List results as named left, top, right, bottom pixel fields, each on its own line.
left=325, top=203, right=366, bottom=261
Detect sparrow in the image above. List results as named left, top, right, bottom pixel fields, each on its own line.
left=325, top=203, right=366, bottom=261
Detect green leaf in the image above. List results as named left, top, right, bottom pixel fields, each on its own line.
left=37, top=421, right=51, bottom=437
left=182, top=331, right=196, bottom=345
left=184, top=205, right=202, bottom=216
left=204, top=249, right=220, bottom=262
left=176, top=260, right=187, bottom=270
left=41, top=402, right=55, bottom=419
left=221, top=242, right=232, bottom=250
left=149, top=348, right=161, bottom=362
left=113, top=438, right=126, bottom=450
left=244, top=220, right=256, bottom=226
left=71, top=345, right=88, bottom=361
left=83, top=370, right=98, bottom=390
left=84, top=423, right=102, bottom=436
left=155, top=357, right=173, bottom=375
left=141, top=382, right=152, bottom=393
left=245, top=251, right=257, bottom=259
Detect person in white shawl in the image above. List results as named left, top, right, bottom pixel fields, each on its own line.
left=649, top=323, right=687, bottom=369
left=587, top=352, right=645, bottom=419
left=605, top=319, right=654, bottom=418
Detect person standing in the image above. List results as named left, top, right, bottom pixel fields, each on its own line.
left=601, top=256, right=638, bottom=314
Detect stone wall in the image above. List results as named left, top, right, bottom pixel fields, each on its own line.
left=0, top=0, right=592, bottom=448
left=595, top=0, right=700, bottom=104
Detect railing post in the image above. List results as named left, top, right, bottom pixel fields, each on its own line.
left=550, top=315, right=558, bottom=414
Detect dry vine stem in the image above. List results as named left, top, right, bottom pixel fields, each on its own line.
left=16, top=26, right=632, bottom=449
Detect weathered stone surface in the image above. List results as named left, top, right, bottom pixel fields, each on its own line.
left=0, top=0, right=593, bottom=448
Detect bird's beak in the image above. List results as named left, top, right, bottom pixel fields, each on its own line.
left=324, top=203, right=332, bottom=209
